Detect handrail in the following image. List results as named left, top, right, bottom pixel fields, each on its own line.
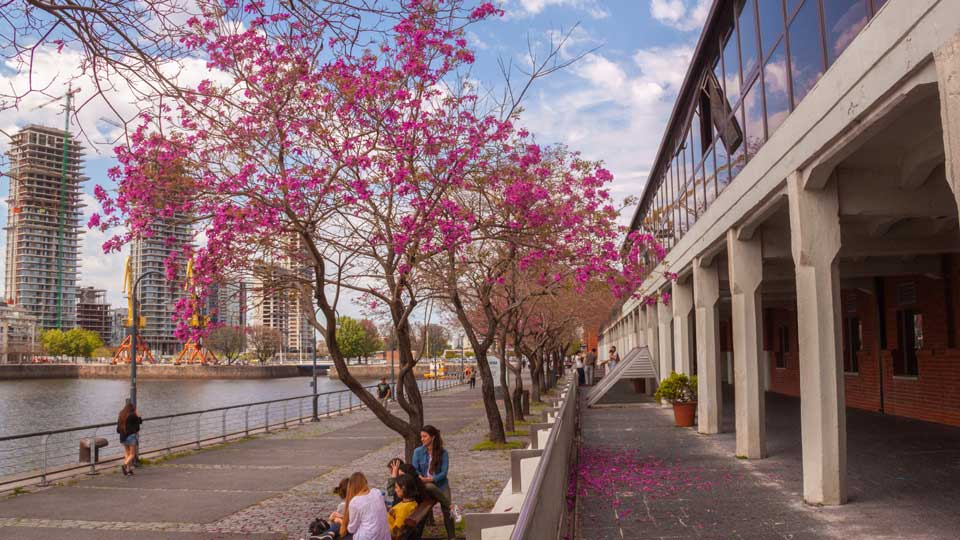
left=510, top=375, right=578, bottom=540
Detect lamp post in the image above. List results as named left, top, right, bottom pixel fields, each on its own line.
left=460, top=333, right=465, bottom=382
left=129, top=270, right=161, bottom=407
left=311, top=335, right=319, bottom=421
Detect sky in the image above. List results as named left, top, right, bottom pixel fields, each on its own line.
left=0, top=0, right=710, bottom=316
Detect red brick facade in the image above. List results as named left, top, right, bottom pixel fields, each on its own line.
left=764, top=261, right=960, bottom=427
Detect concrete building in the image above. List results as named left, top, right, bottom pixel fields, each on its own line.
left=109, top=307, right=126, bottom=347
left=131, top=220, right=192, bottom=355
left=0, top=303, right=40, bottom=363
left=76, top=286, right=110, bottom=342
left=3, top=125, right=84, bottom=330
left=599, top=0, right=960, bottom=507
left=206, top=282, right=245, bottom=327
left=251, top=262, right=314, bottom=357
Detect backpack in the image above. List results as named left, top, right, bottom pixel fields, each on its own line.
left=308, top=517, right=331, bottom=539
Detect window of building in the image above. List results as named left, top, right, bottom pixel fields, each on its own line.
left=894, top=310, right=921, bottom=376
left=742, top=79, right=764, bottom=157
left=690, top=111, right=703, bottom=168
left=788, top=0, right=826, bottom=108
left=823, top=0, right=869, bottom=65
left=715, top=131, right=730, bottom=190
left=786, top=0, right=803, bottom=18
left=703, top=146, right=717, bottom=208
left=843, top=317, right=862, bottom=373
left=737, top=0, right=760, bottom=85
left=757, top=0, right=785, bottom=58
left=722, top=26, right=742, bottom=106
left=776, top=323, right=788, bottom=368
left=764, top=39, right=790, bottom=137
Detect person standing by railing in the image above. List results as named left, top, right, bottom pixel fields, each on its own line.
left=585, top=348, right=597, bottom=386
left=116, top=400, right=142, bottom=476
left=414, top=425, right=455, bottom=540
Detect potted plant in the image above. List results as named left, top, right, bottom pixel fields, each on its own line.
left=654, top=371, right=698, bottom=427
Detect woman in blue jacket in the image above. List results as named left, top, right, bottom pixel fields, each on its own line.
left=413, top=425, right=454, bottom=540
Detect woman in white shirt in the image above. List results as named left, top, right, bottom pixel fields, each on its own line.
left=575, top=354, right=585, bottom=386
left=341, top=472, right=390, bottom=540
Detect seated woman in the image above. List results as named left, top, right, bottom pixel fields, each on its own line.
left=387, top=475, right=421, bottom=539
left=385, top=458, right=427, bottom=506
left=311, top=478, right=349, bottom=540
left=341, top=471, right=390, bottom=540
left=413, top=425, right=455, bottom=540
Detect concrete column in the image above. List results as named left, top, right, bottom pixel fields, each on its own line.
left=726, top=229, right=766, bottom=459
left=657, top=295, right=674, bottom=379
left=935, top=32, right=960, bottom=210
left=788, top=172, right=847, bottom=506
left=646, top=304, right=660, bottom=378
left=672, top=278, right=694, bottom=375
left=694, top=258, right=722, bottom=434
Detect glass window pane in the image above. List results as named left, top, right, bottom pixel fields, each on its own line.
left=786, top=0, right=803, bottom=17
left=789, top=0, right=825, bottom=107
left=872, top=0, right=888, bottom=11
left=743, top=80, right=764, bottom=157
left=764, top=40, right=790, bottom=137
left=686, top=163, right=699, bottom=228
left=690, top=118, right=702, bottom=169
left=758, top=0, right=785, bottom=58
left=737, top=0, right=760, bottom=84
left=722, top=28, right=741, bottom=105
left=729, top=109, right=747, bottom=177
left=703, top=147, right=717, bottom=210
left=823, top=0, right=868, bottom=65
left=715, top=134, right=730, bottom=191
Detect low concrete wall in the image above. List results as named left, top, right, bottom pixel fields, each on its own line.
left=0, top=364, right=303, bottom=380
left=326, top=364, right=429, bottom=379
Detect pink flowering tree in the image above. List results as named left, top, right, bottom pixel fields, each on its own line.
left=91, top=0, right=512, bottom=460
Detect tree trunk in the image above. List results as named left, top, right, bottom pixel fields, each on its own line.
left=498, top=339, right=515, bottom=432
left=528, top=354, right=541, bottom=403
left=475, top=349, right=506, bottom=443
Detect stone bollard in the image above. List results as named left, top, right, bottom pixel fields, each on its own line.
left=522, top=390, right=530, bottom=415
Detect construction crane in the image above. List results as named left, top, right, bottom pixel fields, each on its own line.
left=33, top=85, right=80, bottom=330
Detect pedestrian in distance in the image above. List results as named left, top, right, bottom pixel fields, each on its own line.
left=607, top=345, right=621, bottom=373
left=377, top=378, right=392, bottom=409
left=585, top=348, right=597, bottom=385
left=575, top=354, right=585, bottom=385
left=468, top=367, right=476, bottom=389
left=116, top=400, right=142, bottom=476
left=414, top=425, right=456, bottom=540
left=340, top=471, right=391, bottom=540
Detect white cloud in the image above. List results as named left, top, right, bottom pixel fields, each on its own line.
left=466, top=31, right=490, bottom=51
left=510, top=0, right=609, bottom=19
left=649, top=0, right=710, bottom=32
left=517, top=43, right=695, bottom=224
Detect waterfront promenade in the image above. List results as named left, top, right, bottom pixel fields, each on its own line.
left=0, top=384, right=507, bottom=539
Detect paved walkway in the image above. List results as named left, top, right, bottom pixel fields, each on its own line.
left=575, top=388, right=960, bottom=540
left=0, top=385, right=507, bottom=540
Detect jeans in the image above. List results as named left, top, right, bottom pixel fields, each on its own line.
left=585, top=365, right=595, bottom=385
left=576, top=368, right=585, bottom=385
left=424, top=482, right=455, bottom=539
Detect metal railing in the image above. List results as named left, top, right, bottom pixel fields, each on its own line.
left=0, top=378, right=460, bottom=492
left=511, top=375, right=578, bottom=540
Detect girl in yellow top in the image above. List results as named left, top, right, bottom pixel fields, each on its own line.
left=387, top=475, right=420, bottom=539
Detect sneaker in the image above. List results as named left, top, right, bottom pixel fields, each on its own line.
left=451, top=504, right=463, bottom=523
left=122, top=465, right=129, bottom=476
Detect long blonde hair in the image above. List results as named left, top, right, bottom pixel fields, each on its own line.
left=340, top=471, right=370, bottom=536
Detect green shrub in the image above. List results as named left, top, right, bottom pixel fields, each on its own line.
left=654, top=371, right=698, bottom=404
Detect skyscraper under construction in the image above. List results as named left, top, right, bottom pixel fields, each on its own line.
left=3, top=125, right=84, bottom=330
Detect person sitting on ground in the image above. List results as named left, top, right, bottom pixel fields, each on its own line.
left=385, top=458, right=427, bottom=506
left=340, top=471, right=390, bottom=540
left=387, top=474, right=421, bottom=539
left=312, top=478, right=350, bottom=539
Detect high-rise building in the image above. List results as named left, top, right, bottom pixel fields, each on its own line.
left=109, top=307, right=127, bottom=347
left=206, top=282, right=244, bottom=327
left=76, top=286, right=110, bottom=342
left=0, top=303, right=39, bottom=364
left=250, top=242, right=315, bottom=357
left=3, top=125, right=85, bottom=330
left=130, top=220, right=192, bottom=356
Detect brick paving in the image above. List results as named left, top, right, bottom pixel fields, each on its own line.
left=575, top=387, right=960, bottom=540
left=0, top=384, right=518, bottom=540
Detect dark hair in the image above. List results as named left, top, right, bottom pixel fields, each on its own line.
left=117, top=402, right=135, bottom=430
left=398, top=462, right=418, bottom=477
left=421, top=425, right=444, bottom=475
left=395, top=474, right=421, bottom=502
left=388, top=457, right=403, bottom=470
left=333, top=477, right=349, bottom=498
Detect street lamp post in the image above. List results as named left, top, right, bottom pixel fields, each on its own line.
left=311, top=336, right=319, bottom=421
left=129, top=270, right=161, bottom=407
left=460, top=334, right=465, bottom=382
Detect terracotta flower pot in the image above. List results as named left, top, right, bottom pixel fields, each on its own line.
left=672, top=401, right=697, bottom=427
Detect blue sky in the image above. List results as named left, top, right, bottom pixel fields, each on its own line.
left=0, top=0, right=709, bottom=312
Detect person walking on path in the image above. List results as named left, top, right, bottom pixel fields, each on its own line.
left=585, top=348, right=597, bottom=386
left=116, top=400, right=142, bottom=476
left=341, top=471, right=390, bottom=540
left=377, top=378, right=392, bottom=409
left=468, top=368, right=476, bottom=389
left=413, top=425, right=455, bottom=540
left=607, top=346, right=621, bottom=373
left=575, top=354, right=585, bottom=385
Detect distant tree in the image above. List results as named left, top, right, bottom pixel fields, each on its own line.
left=206, top=326, right=246, bottom=364
left=411, top=323, right=451, bottom=359
left=336, top=317, right=367, bottom=362
left=358, top=319, right=383, bottom=362
left=41, top=329, right=103, bottom=358
left=247, top=326, right=282, bottom=363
